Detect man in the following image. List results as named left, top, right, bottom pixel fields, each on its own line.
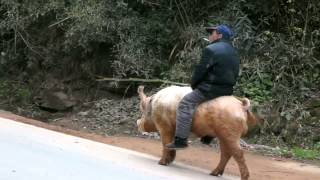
left=166, top=24, right=240, bottom=149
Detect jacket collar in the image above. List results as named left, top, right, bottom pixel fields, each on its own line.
left=210, top=38, right=230, bottom=44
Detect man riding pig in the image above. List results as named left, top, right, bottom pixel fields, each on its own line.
left=136, top=25, right=257, bottom=180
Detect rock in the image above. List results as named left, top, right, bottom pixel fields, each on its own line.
left=34, top=90, right=76, bottom=112
left=78, top=111, right=89, bottom=116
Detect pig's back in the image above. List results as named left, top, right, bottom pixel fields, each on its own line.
left=151, top=86, right=192, bottom=116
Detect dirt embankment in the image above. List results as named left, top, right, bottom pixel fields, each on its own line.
left=2, top=111, right=320, bottom=180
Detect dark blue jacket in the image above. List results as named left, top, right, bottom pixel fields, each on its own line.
left=191, top=39, right=240, bottom=99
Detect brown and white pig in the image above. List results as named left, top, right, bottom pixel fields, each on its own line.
left=137, top=85, right=257, bottom=180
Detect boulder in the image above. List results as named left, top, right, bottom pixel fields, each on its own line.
left=34, top=91, right=76, bottom=112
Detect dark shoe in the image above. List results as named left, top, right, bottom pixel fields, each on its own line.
left=165, top=136, right=188, bottom=150
left=200, top=136, right=214, bottom=145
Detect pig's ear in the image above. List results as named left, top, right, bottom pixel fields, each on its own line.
left=138, top=86, right=147, bottom=101
left=138, top=86, right=147, bottom=110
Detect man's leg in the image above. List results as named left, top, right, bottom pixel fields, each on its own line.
left=166, top=89, right=206, bottom=149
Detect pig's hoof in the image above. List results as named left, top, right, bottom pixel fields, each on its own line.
left=210, top=169, right=224, bottom=176
left=158, top=159, right=169, bottom=166
left=168, top=151, right=176, bottom=163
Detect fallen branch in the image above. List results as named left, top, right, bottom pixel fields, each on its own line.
left=96, top=76, right=189, bottom=86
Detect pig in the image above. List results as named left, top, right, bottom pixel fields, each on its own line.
left=137, top=85, right=257, bottom=180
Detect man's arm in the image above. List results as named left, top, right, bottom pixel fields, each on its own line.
left=191, top=47, right=214, bottom=89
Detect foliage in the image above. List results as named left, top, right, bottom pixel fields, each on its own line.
left=166, top=25, right=206, bottom=82
left=0, top=0, right=319, bottom=149
left=291, top=147, right=320, bottom=160
left=0, top=79, right=31, bottom=105
left=239, top=72, right=273, bottom=102
left=279, top=147, right=320, bottom=160
left=112, top=15, right=163, bottom=78
left=315, top=142, right=320, bottom=151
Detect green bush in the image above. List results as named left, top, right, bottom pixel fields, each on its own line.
left=292, top=147, right=320, bottom=160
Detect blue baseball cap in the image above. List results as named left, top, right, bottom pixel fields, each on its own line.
left=205, top=24, right=233, bottom=40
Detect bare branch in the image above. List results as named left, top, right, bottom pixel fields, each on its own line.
left=17, top=31, right=44, bottom=59
left=48, top=16, right=72, bottom=28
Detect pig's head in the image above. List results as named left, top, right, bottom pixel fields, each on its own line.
left=136, top=86, right=157, bottom=132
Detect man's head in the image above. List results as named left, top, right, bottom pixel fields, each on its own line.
left=206, top=24, right=233, bottom=42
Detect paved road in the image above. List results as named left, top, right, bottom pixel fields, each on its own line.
left=0, top=117, right=236, bottom=180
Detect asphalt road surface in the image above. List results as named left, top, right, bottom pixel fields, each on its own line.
left=0, top=117, right=236, bottom=180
